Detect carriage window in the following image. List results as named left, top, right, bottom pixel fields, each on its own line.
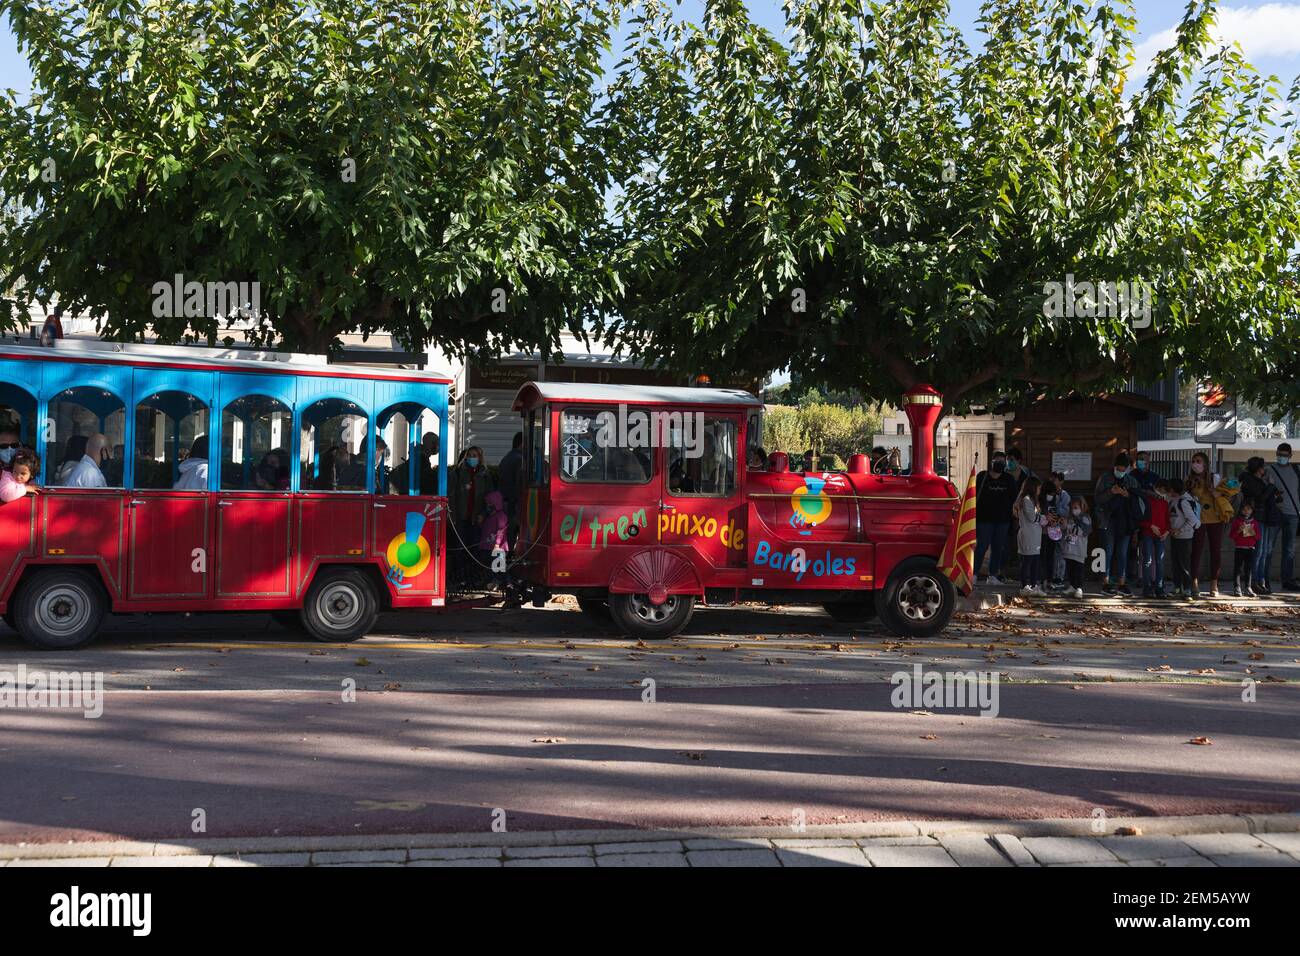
left=0, top=384, right=38, bottom=452
left=300, top=398, right=368, bottom=492
left=221, top=395, right=291, bottom=491
left=667, top=415, right=737, bottom=497
left=134, top=391, right=210, bottom=489
left=47, top=386, right=127, bottom=487
left=526, top=407, right=549, bottom=487
left=557, top=407, right=652, bottom=484
left=377, top=403, right=440, bottom=495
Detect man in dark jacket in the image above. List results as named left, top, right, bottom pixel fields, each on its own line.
left=1095, top=452, right=1142, bottom=596
left=974, top=450, right=1019, bottom=584
left=497, top=432, right=524, bottom=524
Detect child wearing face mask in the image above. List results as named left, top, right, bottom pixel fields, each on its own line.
left=1138, top=479, right=1172, bottom=598
left=1060, top=497, right=1092, bottom=598
left=1017, top=476, right=1044, bottom=594
left=1229, top=501, right=1261, bottom=597
left=1167, top=477, right=1200, bottom=599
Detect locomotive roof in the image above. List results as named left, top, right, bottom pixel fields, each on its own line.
left=513, top=381, right=762, bottom=410
left=0, top=339, right=452, bottom=384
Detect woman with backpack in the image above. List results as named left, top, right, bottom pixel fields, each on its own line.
left=1186, top=451, right=1235, bottom=599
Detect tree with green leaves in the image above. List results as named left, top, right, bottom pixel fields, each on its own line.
left=0, top=0, right=616, bottom=355
left=602, top=0, right=1300, bottom=415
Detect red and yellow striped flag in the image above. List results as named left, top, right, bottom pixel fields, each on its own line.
left=939, top=465, right=978, bottom=595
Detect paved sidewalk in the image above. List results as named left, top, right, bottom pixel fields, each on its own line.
left=3, top=814, right=1297, bottom=868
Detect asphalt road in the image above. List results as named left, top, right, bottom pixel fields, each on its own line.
left=2, top=598, right=1297, bottom=843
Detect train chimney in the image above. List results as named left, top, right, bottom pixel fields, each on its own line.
left=902, top=384, right=944, bottom=478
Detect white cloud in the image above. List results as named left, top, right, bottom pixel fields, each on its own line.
left=1134, top=3, right=1300, bottom=76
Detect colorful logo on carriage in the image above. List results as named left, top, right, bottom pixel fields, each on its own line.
left=789, top=476, right=832, bottom=535
left=385, top=512, right=432, bottom=589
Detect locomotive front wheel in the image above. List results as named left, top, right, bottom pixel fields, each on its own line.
left=301, top=568, right=379, bottom=643
left=14, top=568, right=107, bottom=650
left=875, top=557, right=956, bottom=638
left=609, top=592, right=695, bottom=640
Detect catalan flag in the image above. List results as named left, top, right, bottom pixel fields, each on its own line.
left=939, top=465, right=978, bottom=595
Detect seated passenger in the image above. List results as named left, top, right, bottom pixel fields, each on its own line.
left=52, top=435, right=88, bottom=485
left=748, top=445, right=768, bottom=471
left=418, top=433, right=440, bottom=495
left=64, top=434, right=109, bottom=488
left=0, top=426, right=21, bottom=470
left=256, top=450, right=288, bottom=490
left=174, top=435, right=209, bottom=490
left=0, top=451, right=41, bottom=502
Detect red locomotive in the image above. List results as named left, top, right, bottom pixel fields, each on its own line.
left=512, top=382, right=960, bottom=638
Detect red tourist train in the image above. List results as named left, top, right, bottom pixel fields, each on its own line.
left=0, top=340, right=959, bottom=649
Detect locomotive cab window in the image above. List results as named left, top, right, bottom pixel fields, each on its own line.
left=667, top=414, right=737, bottom=497
left=557, top=406, right=653, bottom=484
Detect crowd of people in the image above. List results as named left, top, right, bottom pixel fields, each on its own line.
left=974, top=445, right=1300, bottom=599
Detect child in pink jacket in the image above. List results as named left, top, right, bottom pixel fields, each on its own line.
left=0, top=451, right=40, bottom=503
left=479, top=490, right=510, bottom=589
left=1229, top=502, right=1260, bottom=597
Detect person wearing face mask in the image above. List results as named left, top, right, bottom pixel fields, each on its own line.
left=1094, top=452, right=1141, bottom=596
left=1061, top=497, right=1093, bottom=598
left=1131, top=450, right=1159, bottom=492
left=1229, top=500, right=1261, bottom=597
left=1240, top=456, right=1284, bottom=594
left=64, top=433, right=109, bottom=488
left=1264, top=442, right=1300, bottom=590
left=0, top=427, right=22, bottom=469
left=1186, top=450, right=1235, bottom=598
left=1167, top=477, right=1200, bottom=599
left=974, top=451, right=1019, bottom=585
left=450, top=446, right=488, bottom=586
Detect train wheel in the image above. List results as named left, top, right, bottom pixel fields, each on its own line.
left=14, top=568, right=106, bottom=650
left=876, top=557, right=955, bottom=638
left=301, top=568, right=378, bottom=643
left=270, top=610, right=304, bottom=631
left=609, top=592, right=694, bottom=640
left=822, top=599, right=877, bottom=624
left=576, top=598, right=611, bottom=621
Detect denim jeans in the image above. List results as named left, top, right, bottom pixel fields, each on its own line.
left=1276, top=514, right=1298, bottom=583
left=1254, top=524, right=1280, bottom=583
left=975, top=520, right=1010, bottom=578
left=1102, top=525, right=1129, bottom=584
left=1141, top=536, right=1166, bottom=589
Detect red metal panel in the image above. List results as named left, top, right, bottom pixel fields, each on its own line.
left=0, top=494, right=36, bottom=607
left=42, top=491, right=125, bottom=596
left=296, top=495, right=370, bottom=595
left=127, top=493, right=210, bottom=599
left=215, top=494, right=292, bottom=597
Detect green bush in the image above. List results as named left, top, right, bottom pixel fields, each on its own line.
left=760, top=400, right=886, bottom=468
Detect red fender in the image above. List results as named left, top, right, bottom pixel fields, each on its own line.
left=608, top=548, right=703, bottom=604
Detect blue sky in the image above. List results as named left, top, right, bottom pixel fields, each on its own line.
left=3, top=2, right=1300, bottom=96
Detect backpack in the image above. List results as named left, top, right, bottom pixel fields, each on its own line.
left=1176, top=496, right=1201, bottom=533
left=1128, top=489, right=1150, bottom=524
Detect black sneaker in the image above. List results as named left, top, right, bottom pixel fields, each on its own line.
left=1117, top=584, right=1133, bottom=597
left=1257, top=580, right=1272, bottom=595
left=1102, top=582, right=1117, bottom=595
